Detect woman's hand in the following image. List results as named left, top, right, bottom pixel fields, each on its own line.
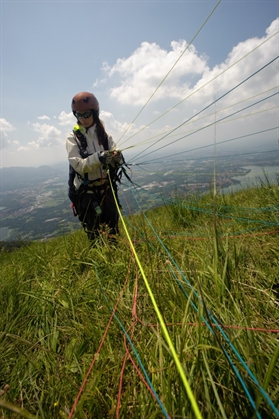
left=111, top=151, right=124, bottom=165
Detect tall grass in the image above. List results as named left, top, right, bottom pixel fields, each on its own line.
left=0, top=182, right=279, bottom=418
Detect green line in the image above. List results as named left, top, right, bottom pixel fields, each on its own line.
left=108, top=172, right=203, bottom=419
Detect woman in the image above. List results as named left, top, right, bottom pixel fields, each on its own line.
left=66, top=91, right=123, bottom=242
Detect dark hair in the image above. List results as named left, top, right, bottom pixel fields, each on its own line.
left=92, top=109, right=108, bottom=147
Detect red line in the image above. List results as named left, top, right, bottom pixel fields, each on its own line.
left=117, top=263, right=171, bottom=418
left=68, top=261, right=132, bottom=419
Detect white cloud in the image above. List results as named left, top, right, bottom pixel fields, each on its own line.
left=17, top=145, right=29, bottom=152
left=0, top=118, right=16, bottom=137
left=101, top=110, right=136, bottom=139
left=29, top=123, right=63, bottom=148
left=192, top=19, right=279, bottom=107
left=93, top=77, right=107, bottom=87
left=2, top=19, right=279, bottom=169
left=101, top=18, right=279, bottom=116
left=267, top=17, right=279, bottom=36
left=103, top=40, right=208, bottom=106
left=58, top=111, right=75, bottom=126
left=0, top=118, right=16, bottom=149
left=96, top=18, right=279, bottom=159
left=38, top=115, right=50, bottom=120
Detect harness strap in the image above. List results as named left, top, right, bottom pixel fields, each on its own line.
left=69, top=125, right=124, bottom=216
left=72, top=125, right=110, bottom=184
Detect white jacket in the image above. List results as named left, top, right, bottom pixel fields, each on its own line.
left=66, top=123, right=117, bottom=189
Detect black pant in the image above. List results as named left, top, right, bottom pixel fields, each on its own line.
left=78, top=186, right=119, bottom=241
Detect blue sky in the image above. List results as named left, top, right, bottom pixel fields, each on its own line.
left=0, top=0, right=278, bottom=168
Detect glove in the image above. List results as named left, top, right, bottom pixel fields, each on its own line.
left=111, top=151, right=124, bottom=165
left=98, top=150, right=113, bottom=165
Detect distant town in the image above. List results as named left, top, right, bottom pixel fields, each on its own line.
left=0, top=140, right=278, bottom=241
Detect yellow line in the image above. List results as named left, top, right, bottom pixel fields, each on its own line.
left=108, top=171, right=203, bottom=419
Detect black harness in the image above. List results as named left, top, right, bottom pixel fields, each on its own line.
left=68, top=128, right=126, bottom=217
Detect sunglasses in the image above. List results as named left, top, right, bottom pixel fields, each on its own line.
left=75, top=111, right=93, bottom=119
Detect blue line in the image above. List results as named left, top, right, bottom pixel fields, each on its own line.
left=131, top=187, right=279, bottom=418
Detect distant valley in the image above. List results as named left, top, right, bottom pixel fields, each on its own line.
left=0, top=143, right=278, bottom=241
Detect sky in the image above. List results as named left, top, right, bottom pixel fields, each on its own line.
left=0, top=0, right=279, bottom=169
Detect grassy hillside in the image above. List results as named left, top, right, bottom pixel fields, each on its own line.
left=0, top=182, right=279, bottom=419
